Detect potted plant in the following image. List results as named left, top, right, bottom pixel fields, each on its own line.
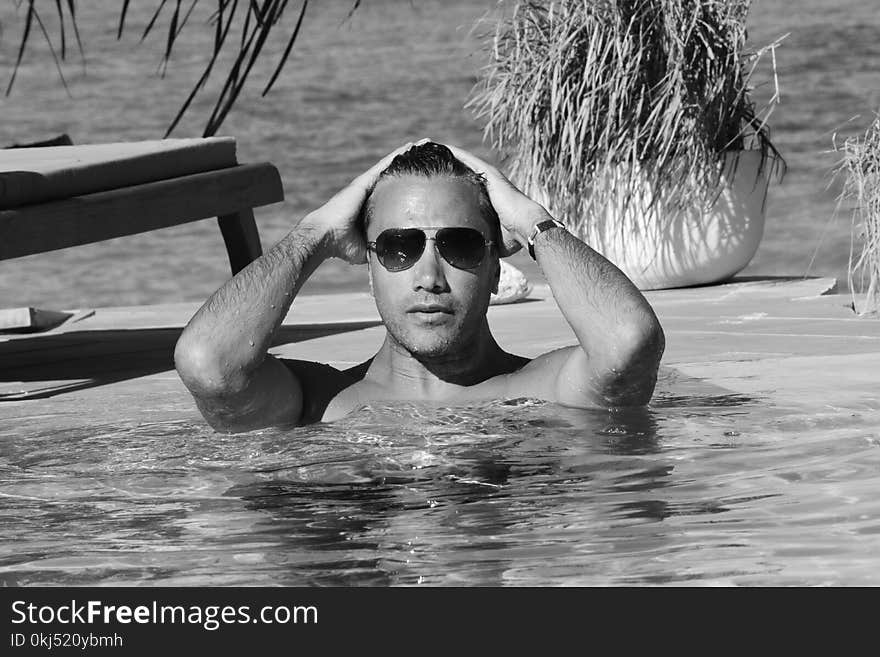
left=836, top=112, right=880, bottom=316
left=469, top=0, right=785, bottom=290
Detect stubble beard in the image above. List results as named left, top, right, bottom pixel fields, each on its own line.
left=386, top=315, right=461, bottom=360
left=386, top=302, right=492, bottom=365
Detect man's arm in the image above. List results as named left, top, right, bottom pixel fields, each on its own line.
left=174, top=142, right=421, bottom=432
left=526, top=226, right=665, bottom=406
left=174, top=221, right=331, bottom=432
left=446, top=145, right=665, bottom=407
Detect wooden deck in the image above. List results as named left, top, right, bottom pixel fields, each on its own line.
left=1, top=276, right=877, bottom=431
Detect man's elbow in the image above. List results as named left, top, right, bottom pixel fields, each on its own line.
left=615, top=313, right=665, bottom=370
left=174, top=334, right=242, bottom=398
left=173, top=329, right=305, bottom=435
left=602, top=317, right=665, bottom=406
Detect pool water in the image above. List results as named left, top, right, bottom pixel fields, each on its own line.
left=2, top=369, right=879, bottom=586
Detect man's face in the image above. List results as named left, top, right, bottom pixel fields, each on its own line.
left=366, top=175, right=500, bottom=358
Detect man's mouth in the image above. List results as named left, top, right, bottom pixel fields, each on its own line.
left=407, top=303, right=453, bottom=314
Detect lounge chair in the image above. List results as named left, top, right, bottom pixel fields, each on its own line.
left=0, top=137, right=283, bottom=275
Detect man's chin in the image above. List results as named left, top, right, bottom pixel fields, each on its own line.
left=406, top=338, right=455, bottom=359
left=412, top=344, right=456, bottom=359
left=397, top=330, right=459, bottom=359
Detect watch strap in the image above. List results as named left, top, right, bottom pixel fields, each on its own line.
left=527, top=218, right=566, bottom=260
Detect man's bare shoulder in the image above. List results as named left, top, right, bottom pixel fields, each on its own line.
left=505, top=344, right=660, bottom=408
left=495, top=346, right=576, bottom=399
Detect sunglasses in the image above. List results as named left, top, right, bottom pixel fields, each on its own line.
left=366, top=227, right=494, bottom=272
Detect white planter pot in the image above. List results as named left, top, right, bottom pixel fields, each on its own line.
left=490, top=260, right=532, bottom=305
left=550, top=150, right=776, bottom=290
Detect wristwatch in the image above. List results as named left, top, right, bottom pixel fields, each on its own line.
left=527, top=218, right=566, bottom=260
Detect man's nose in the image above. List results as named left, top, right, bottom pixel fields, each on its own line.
left=412, top=239, right=449, bottom=293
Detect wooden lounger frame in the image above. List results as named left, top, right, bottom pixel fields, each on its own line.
left=0, top=162, right=283, bottom=275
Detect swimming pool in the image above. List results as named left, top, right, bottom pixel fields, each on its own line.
left=2, top=367, right=878, bottom=586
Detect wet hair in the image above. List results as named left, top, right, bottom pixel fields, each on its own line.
left=359, top=142, right=501, bottom=244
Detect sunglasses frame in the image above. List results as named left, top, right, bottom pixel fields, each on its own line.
left=366, top=226, right=495, bottom=272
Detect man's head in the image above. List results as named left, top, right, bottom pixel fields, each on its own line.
left=361, top=142, right=502, bottom=359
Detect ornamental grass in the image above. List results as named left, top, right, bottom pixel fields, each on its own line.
left=468, top=0, right=784, bottom=236
left=837, top=113, right=880, bottom=316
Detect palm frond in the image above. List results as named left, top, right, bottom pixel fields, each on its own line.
left=4, top=0, right=365, bottom=136
left=66, top=0, right=85, bottom=67
left=262, top=0, right=306, bottom=96
left=53, top=0, right=65, bottom=58
left=29, top=1, right=71, bottom=96
left=117, top=0, right=130, bottom=39
left=141, top=0, right=169, bottom=43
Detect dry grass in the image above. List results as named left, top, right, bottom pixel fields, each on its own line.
left=2, top=0, right=344, bottom=137
left=467, top=0, right=784, bottom=234
left=837, top=113, right=880, bottom=316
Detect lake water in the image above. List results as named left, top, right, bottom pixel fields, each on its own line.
left=1, top=0, right=879, bottom=309
left=2, top=368, right=879, bottom=586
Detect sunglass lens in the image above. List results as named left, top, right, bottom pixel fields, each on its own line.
left=437, top=228, right=487, bottom=269
left=375, top=229, right=425, bottom=271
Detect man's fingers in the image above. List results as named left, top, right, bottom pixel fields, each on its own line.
left=360, top=139, right=439, bottom=187
left=443, top=143, right=500, bottom=179
left=376, top=141, right=413, bottom=171
left=352, top=142, right=408, bottom=188
left=357, top=139, right=430, bottom=188
left=445, top=144, right=485, bottom=170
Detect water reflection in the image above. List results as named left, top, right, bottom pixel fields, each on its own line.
left=3, top=383, right=878, bottom=585
left=220, top=400, right=674, bottom=584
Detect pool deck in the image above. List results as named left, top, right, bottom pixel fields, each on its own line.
left=1, top=276, right=878, bottom=429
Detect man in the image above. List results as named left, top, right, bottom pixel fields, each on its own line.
left=174, top=141, right=665, bottom=432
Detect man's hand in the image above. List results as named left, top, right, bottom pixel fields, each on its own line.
left=443, top=144, right=553, bottom=257
left=302, top=139, right=430, bottom=264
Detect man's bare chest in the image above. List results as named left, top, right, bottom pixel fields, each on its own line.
left=319, top=373, right=517, bottom=423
